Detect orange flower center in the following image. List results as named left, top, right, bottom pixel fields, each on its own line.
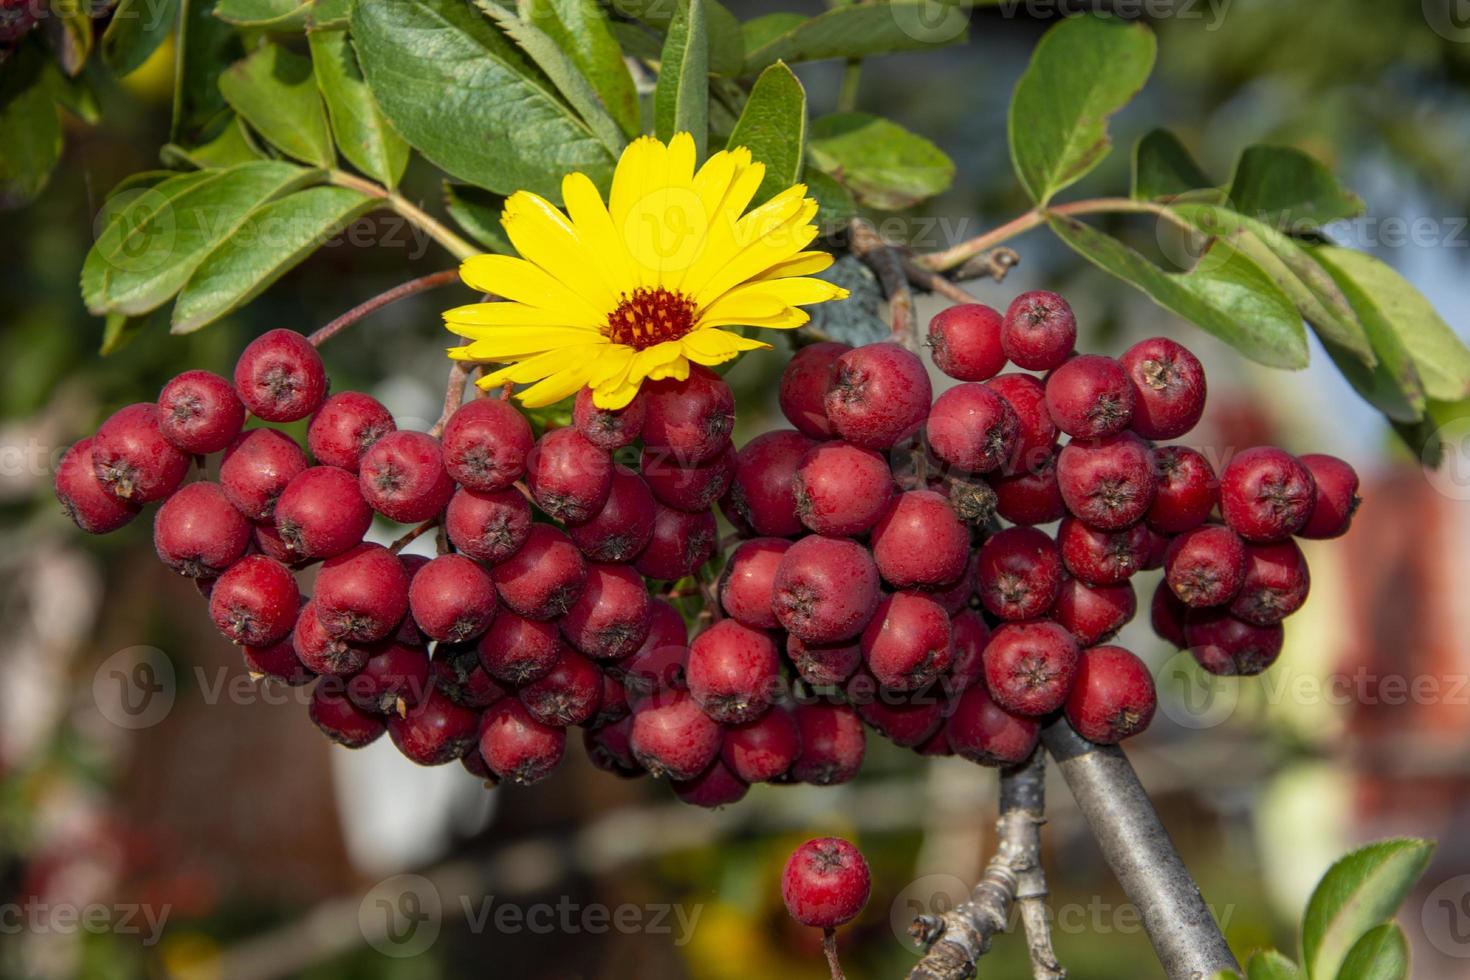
left=605, top=287, right=697, bottom=350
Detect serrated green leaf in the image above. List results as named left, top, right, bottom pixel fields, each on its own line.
left=1133, top=128, right=1213, bottom=201
left=43, top=0, right=94, bottom=76
left=1336, top=923, right=1409, bottom=980
left=1300, top=838, right=1432, bottom=980
left=523, top=0, right=639, bottom=139
left=654, top=0, right=708, bottom=159
left=444, top=182, right=511, bottom=253
left=214, top=0, right=311, bottom=28
left=352, top=0, right=613, bottom=201
left=308, top=28, right=410, bottom=188
left=102, top=0, right=181, bottom=77
left=161, top=116, right=266, bottom=170
left=100, top=311, right=157, bottom=356
left=1245, top=950, right=1301, bottom=980
left=606, top=0, right=743, bottom=77
left=1313, top=248, right=1470, bottom=404
left=1227, top=145, right=1364, bottom=230
left=82, top=160, right=320, bottom=316
left=172, top=185, right=376, bottom=333
left=1047, top=213, right=1308, bottom=369
left=1009, top=15, right=1156, bottom=205
left=727, top=62, right=805, bottom=206
left=808, top=111, right=953, bottom=210
left=174, top=0, right=243, bottom=144
left=743, top=1, right=968, bottom=75
left=742, top=13, right=805, bottom=55
left=478, top=0, right=626, bottom=155
left=0, top=46, right=63, bottom=208
left=220, top=43, right=335, bottom=168
left=804, top=167, right=855, bottom=234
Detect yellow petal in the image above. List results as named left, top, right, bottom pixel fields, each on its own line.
left=609, top=135, right=667, bottom=234
left=519, top=364, right=595, bottom=407
left=695, top=289, right=789, bottom=325
left=681, top=328, right=772, bottom=365
left=646, top=357, right=690, bottom=383
left=443, top=301, right=594, bottom=329
left=693, top=210, right=820, bottom=307
left=449, top=327, right=609, bottom=360
left=750, top=250, right=836, bottom=282
left=628, top=341, right=686, bottom=384
left=482, top=345, right=606, bottom=386
left=459, top=254, right=603, bottom=324
left=562, top=171, right=637, bottom=294
left=502, top=191, right=619, bottom=313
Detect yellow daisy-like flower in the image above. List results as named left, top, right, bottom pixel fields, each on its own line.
left=443, top=132, right=849, bottom=410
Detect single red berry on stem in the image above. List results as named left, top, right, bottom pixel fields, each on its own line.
left=672, top=759, right=750, bottom=808
left=526, top=426, right=613, bottom=523
left=640, top=444, right=734, bottom=513
left=208, top=555, right=300, bottom=646
left=992, top=451, right=1066, bottom=526
left=718, top=538, right=790, bottom=630
left=632, top=504, right=717, bottom=581
left=307, top=391, right=395, bottom=472
left=220, top=428, right=308, bottom=521
left=274, top=465, right=374, bottom=561
left=780, top=341, right=850, bottom=437
left=234, top=329, right=328, bottom=423
left=793, top=441, right=894, bottom=536
left=790, top=702, right=865, bottom=785
left=388, top=686, right=480, bottom=765
left=1148, top=445, right=1218, bottom=533
left=441, top=398, right=533, bottom=492
left=618, top=598, right=689, bottom=698
left=787, top=635, right=863, bottom=686
left=1297, top=453, right=1360, bottom=539
left=493, top=524, right=587, bottom=619
left=986, top=373, right=1058, bottom=474
left=686, top=619, right=781, bottom=724
left=153, top=482, right=251, bottom=577
left=1056, top=431, right=1157, bottom=531
left=1119, top=337, right=1206, bottom=439
left=1045, top=354, right=1135, bottom=439
left=444, top=486, right=532, bottom=563
left=1185, top=608, right=1283, bottom=676
left=928, top=304, right=1007, bottom=381
left=772, top=535, right=881, bottom=644
left=1229, top=540, right=1311, bottom=625
left=559, top=562, right=653, bottom=660
left=316, top=543, right=411, bottom=642
left=946, top=683, right=1040, bottom=766
left=573, top=386, right=645, bottom=449
left=157, top=370, right=246, bottom=454
left=408, top=554, right=497, bottom=642
left=1064, top=645, right=1157, bottom=744
left=359, top=430, right=455, bottom=524
left=782, top=838, right=871, bottom=929
left=1219, top=447, right=1316, bottom=543
left=860, top=592, right=954, bottom=691
left=722, top=706, right=801, bottom=783
left=629, top=689, right=723, bottom=780
left=477, top=610, right=562, bottom=685
left=640, top=366, right=735, bottom=465
left=1164, top=524, right=1248, bottom=607
left=723, top=429, right=815, bottom=537
left=976, top=526, right=1065, bottom=621
left=870, top=490, right=970, bottom=589
left=927, top=383, right=1020, bottom=474
left=92, top=403, right=192, bottom=504
left=55, top=437, right=140, bottom=534
left=310, top=684, right=385, bottom=748
left=479, top=699, right=566, bottom=785
left=1001, top=290, right=1077, bottom=370
left=1053, top=578, right=1137, bottom=647
left=293, top=600, right=374, bottom=676
left=983, top=620, right=1081, bottom=717
left=1057, top=516, right=1151, bottom=586
left=824, top=343, right=932, bottom=450
left=568, top=466, right=657, bottom=562
left=519, top=646, right=603, bottom=726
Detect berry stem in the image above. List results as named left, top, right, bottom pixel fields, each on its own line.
left=388, top=518, right=439, bottom=553
left=429, top=361, right=472, bottom=438
left=821, top=928, right=846, bottom=980
left=848, top=218, right=918, bottom=352
left=308, top=269, right=462, bottom=347
left=328, top=170, right=481, bottom=261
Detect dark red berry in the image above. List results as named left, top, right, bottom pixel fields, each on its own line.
left=584, top=718, right=642, bottom=777
left=1056, top=431, right=1157, bottom=530
left=593, top=672, right=630, bottom=726
left=983, top=620, right=1080, bottom=716
left=315, top=543, right=411, bottom=641
left=408, top=554, right=497, bottom=642
left=629, top=689, right=722, bottom=780
left=234, top=329, right=327, bottom=422
left=927, top=383, right=1020, bottom=474
left=347, top=642, right=432, bottom=713
left=1120, top=337, right=1206, bottom=440
left=1045, top=355, right=1134, bottom=439
left=92, top=403, right=191, bottom=504
left=782, top=838, right=871, bottom=929
left=310, top=684, right=385, bottom=748
left=923, top=551, right=979, bottom=614
left=1057, top=516, right=1150, bottom=586
left=686, top=620, right=780, bottom=724
left=1053, top=578, right=1136, bottom=646
left=430, top=644, right=507, bottom=709
left=1297, top=453, right=1360, bottom=539
left=388, top=686, right=480, bottom=765
left=559, top=562, right=652, bottom=660
left=976, top=526, right=1064, bottom=621
left=1065, top=645, right=1156, bottom=744
left=573, top=386, right=645, bottom=449
left=55, top=437, right=140, bottom=533
left=672, top=759, right=750, bottom=808
left=568, top=466, right=657, bottom=562
left=242, top=636, right=313, bottom=686
left=928, top=304, right=1007, bottom=381
left=293, top=600, right=373, bottom=676
left=723, top=429, right=814, bottom=538
left=219, top=428, right=308, bottom=521
left=153, top=482, right=251, bottom=577
left=793, top=441, right=893, bottom=536
left=790, top=702, right=865, bottom=785
left=722, top=706, right=801, bottom=783
left=787, top=635, right=863, bottom=686
left=641, top=365, right=735, bottom=465
left=1150, top=581, right=1189, bottom=649
left=477, top=610, right=562, bottom=685
left=780, top=341, right=849, bottom=437
left=519, top=646, right=602, bottom=726
left=1164, top=524, right=1247, bottom=607
left=1229, top=540, right=1310, bottom=625
left=848, top=674, right=946, bottom=748
left=871, top=490, right=969, bottom=589
left=1001, top=290, right=1076, bottom=371
left=824, top=343, right=932, bottom=450
left=307, top=392, right=395, bottom=471
left=1219, top=447, right=1315, bottom=543
left=441, top=398, right=533, bottom=492
left=274, top=465, right=373, bottom=560
left=992, top=451, right=1066, bottom=526
left=1184, top=608, right=1283, bottom=676
left=718, top=537, right=790, bottom=630
left=632, top=504, right=716, bottom=581
left=208, top=555, right=299, bottom=645
left=157, top=370, right=245, bottom=454
left=772, top=535, right=881, bottom=644
left=479, top=699, right=566, bottom=785
left=946, top=683, right=1039, bottom=766
left=860, top=593, right=953, bottom=691
left=618, top=598, right=688, bottom=698
left=359, top=430, right=455, bottom=524
left=948, top=608, right=991, bottom=690
left=444, top=486, right=532, bottom=563
left=1148, top=445, right=1218, bottom=533
left=640, top=444, right=733, bottom=513
left=525, top=426, right=612, bottom=522
left=986, top=373, right=1058, bottom=474
left=493, top=524, right=587, bottom=619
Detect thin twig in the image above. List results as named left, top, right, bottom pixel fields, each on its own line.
left=822, top=929, right=846, bottom=980
left=328, top=170, right=480, bottom=261
left=903, top=257, right=976, bottom=305
left=954, top=248, right=1021, bottom=284
left=429, top=361, right=471, bottom=438
left=389, top=518, right=439, bottom=553
left=308, top=269, right=461, bottom=347
left=848, top=218, right=917, bottom=351
left=1011, top=754, right=1065, bottom=980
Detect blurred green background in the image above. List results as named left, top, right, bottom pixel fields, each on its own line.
left=5, top=1, right=1470, bottom=977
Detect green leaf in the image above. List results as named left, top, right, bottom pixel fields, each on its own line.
left=1047, top=213, right=1308, bottom=369
left=727, top=62, right=805, bottom=206
left=161, top=116, right=266, bottom=170
left=808, top=112, right=954, bottom=210
left=308, top=28, right=410, bottom=188
left=1133, top=129, right=1213, bottom=201
left=606, top=0, right=743, bottom=77
left=214, top=0, right=312, bottom=28
left=100, top=310, right=160, bottom=356
left=743, top=1, right=968, bottom=75
left=102, top=0, right=181, bottom=77
left=0, top=46, right=63, bottom=208
left=804, top=167, right=856, bottom=234
left=1300, top=838, right=1433, bottom=980
left=1337, top=923, right=1409, bottom=980
left=43, top=1, right=94, bottom=77
left=352, top=0, right=613, bottom=201
left=220, top=43, right=335, bottom=168
left=1313, top=248, right=1470, bottom=403
left=654, top=0, right=708, bottom=159
left=1009, top=15, right=1156, bottom=205
left=444, top=182, right=512, bottom=254
left=1245, top=950, right=1301, bottom=980
left=172, top=185, right=376, bottom=333
left=173, top=0, right=243, bottom=144
left=477, top=0, right=626, bottom=155
left=523, top=0, right=640, bottom=139
left=309, top=0, right=351, bottom=27
left=1227, top=145, right=1364, bottom=230
left=82, top=160, right=320, bottom=316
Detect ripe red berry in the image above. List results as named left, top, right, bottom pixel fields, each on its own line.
left=242, top=636, right=313, bottom=686
left=310, top=683, right=385, bottom=748
left=629, top=689, right=722, bottom=779
left=388, top=686, right=480, bottom=765
left=1065, top=645, right=1156, bottom=744
left=871, top=490, right=970, bottom=589
left=860, top=593, right=953, bottom=691
left=948, top=608, right=991, bottom=691
left=1184, top=608, right=1283, bottom=676
left=430, top=645, right=506, bottom=709
left=593, top=672, right=630, bottom=726
left=568, top=466, right=657, bottom=562
left=946, top=683, right=1040, bottom=766
left=718, top=538, right=790, bottom=630
left=1053, top=578, right=1137, bottom=646
left=408, top=554, right=497, bottom=642
left=479, top=699, right=566, bottom=785
left=976, top=526, right=1064, bottom=621
left=153, top=482, right=251, bottom=577
left=928, top=303, right=1007, bottom=381
left=992, top=451, right=1066, bottom=526
left=1056, top=431, right=1157, bottom=530
left=927, top=383, right=1020, bottom=474
left=525, top=426, right=612, bottom=522
left=344, top=641, right=431, bottom=712
left=686, top=620, right=781, bottom=724
left=92, top=403, right=191, bottom=504
left=157, top=370, right=245, bottom=454
left=794, top=441, right=894, bottom=536
left=780, top=341, right=849, bottom=437
left=1219, top=446, right=1316, bottom=543
left=209, top=555, right=300, bottom=646
left=640, top=444, right=734, bottom=513
left=1229, top=540, right=1311, bottom=625
left=493, top=524, right=587, bottom=619
left=1297, top=453, right=1360, bottom=539
left=773, top=535, right=881, bottom=644
left=1148, top=445, right=1218, bottom=533
left=782, top=838, right=871, bottom=929
left=790, top=702, right=865, bottom=785
left=219, top=428, right=308, bottom=521
left=1150, top=581, right=1189, bottom=649
left=444, top=486, right=532, bottom=563
left=234, top=329, right=327, bottom=422
left=584, top=717, right=641, bottom=777
left=359, top=430, right=455, bottom=524
left=274, top=465, right=373, bottom=560
left=983, top=620, right=1081, bottom=716
left=292, top=600, right=372, bottom=675
left=641, top=365, right=735, bottom=465
left=559, top=562, right=652, bottom=660
left=723, top=429, right=814, bottom=537
left=55, top=437, right=140, bottom=533
left=519, top=646, right=603, bottom=726
left=1045, top=354, right=1135, bottom=439
left=573, top=386, right=645, bottom=449
left=441, top=398, right=533, bottom=492
left=1120, top=337, right=1206, bottom=440
left=307, top=391, right=395, bottom=471
left=251, top=518, right=295, bottom=568
left=923, top=550, right=979, bottom=614
left=722, top=706, right=801, bottom=783
left=1057, top=516, right=1150, bottom=585
left=848, top=673, right=947, bottom=747
left=986, top=373, right=1058, bottom=474
left=825, top=343, right=932, bottom=451
left=632, top=504, right=716, bottom=581
left=1164, top=524, right=1247, bottom=607
left=618, top=598, right=689, bottom=698
left=315, top=543, right=411, bottom=641
left=787, top=635, right=863, bottom=686
left=672, top=759, right=750, bottom=808
left=477, top=610, right=561, bottom=685
left=1001, top=290, right=1077, bottom=370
